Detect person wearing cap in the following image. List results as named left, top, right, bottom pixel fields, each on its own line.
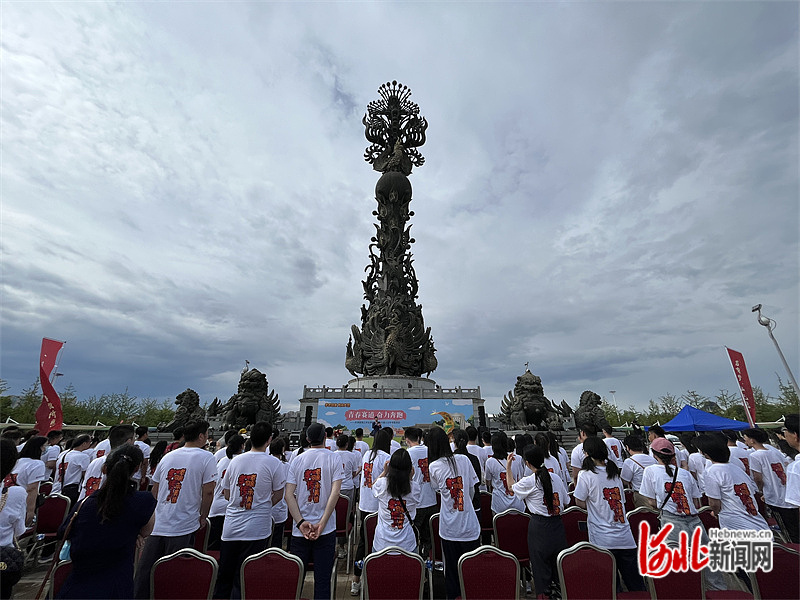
left=285, top=423, right=344, bottom=600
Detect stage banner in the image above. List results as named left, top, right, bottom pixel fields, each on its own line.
left=317, top=397, right=473, bottom=435
left=726, top=347, right=756, bottom=426
left=35, top=338, right=65, bottom=433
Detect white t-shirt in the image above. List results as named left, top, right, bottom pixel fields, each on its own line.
left=573, top=466, right=635, bottom=549
left=640, top=465, right=700, bottom=516
left=728, top=446, right=754, bottom=478
left=52, top=449, right=91, bottom=494
left=210, top=456, right=232, bottom=518
left=512, top=470, right=569, bottom=517
left=214, top=447, right=227, bottom=463
left=570, top=443, right=586, bottom=469
left=558, top=447, right=571, bottom=483
left=736, top=440, right=749, bottom=452
left=44, top=444, right=62, bottom=479
left=358, top=450, right=390, bottom=513
left=78, top=456, right=107, bottom=501
left=221, top=451, right=285, bottom=541
left=0, top=487, right=27, bottom=546
left=372, top=477, right=420, bottom=553
left=484, top=455, right=524, bottom=514
left=749, top=447, right=791, bottom=508
left=325, top=439, right=336, bottom=452
left=287, top=447, right=344, bottom=537
left=272, top=460, right=290, bottom=524
left=687, top=453, right=708, bottom=493
left=704, top=463, right=768, bottom=531
left=7, top=457, right=46, bottom=490
left=133, top=441, right=152, bottom=481
left=620, top=454, right=657, bottom=492
left=151, top=447, right=218, bottom=537
left=336, top=449, right=360, bottom=491
left=92, top=439, right=111, bottom=461
left=604, top=438, right=625, bottom=467
left=350, top=450, right=363, bottom=488
left=407, top=444, right=437, bottom=509
left=785, top=456, right=800, bottom=508
left=390, top=440, right=401, bottom=455
left=354, top=440, right=370, bottom=457
left=429, top=454, right=480, bottom=542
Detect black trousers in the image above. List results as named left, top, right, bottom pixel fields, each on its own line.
left=528, top=514, right=567, bottom=596
left=353, top=509, right=369, bottom=577
left=290, top=531, right=336, bottom=600
left=133, top=533, right=194, bottom=599
left=441, top=538, right=480, bottom=600
left=270, top=519, right=287, bottom=549
left=770, top=505, right=800, bottom=543
left=214, top=538, right=269, bottom=600
left=414, top=504, right=437, bottom=557
left=208, top=515, right=225, bottom=551
left=609, top=548, right=645, bottom=592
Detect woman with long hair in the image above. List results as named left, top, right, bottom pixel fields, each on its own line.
left=452, top=429, right=481, bottom=514
left=428, top=427, right=480, bottom=600
left=505, top=445, right=568, bottom=599
left=371, top=448, right=419, bottom=553
left=208, top=433, right=245, bottom=551
left=0, top=440, right=27, bottom=599
left=147, top=440, right=168, bottom=481
left=484, top=432, right=524, bottom=514
left=534, top=433, right=562, bottom=477
left=547, top=432, right=571, bottom=485
left=573, top=437, right=645, bottom=593
left=350, top=429, right=392, bottom=596
left=269, top=437, right=290, bottom=549
left=6, top=436, right=47, bottom=526
left=57, top=445, right=156, bottom=599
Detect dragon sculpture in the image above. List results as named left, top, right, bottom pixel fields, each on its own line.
left=346, top=81, right=437, bottom=378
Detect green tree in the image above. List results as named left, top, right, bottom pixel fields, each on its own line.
left=680, top=390, right=707, bottom=408
left=658, top=393, right=682, bottom=420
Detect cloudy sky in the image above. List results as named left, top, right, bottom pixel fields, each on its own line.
left=2, top=1, right=797, bottom=418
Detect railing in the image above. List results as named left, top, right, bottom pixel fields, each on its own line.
left=302, top=386, right=482, bottom=400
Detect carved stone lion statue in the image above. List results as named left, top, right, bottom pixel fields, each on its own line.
left=574, top=390, right=610, bottom=432
left=500, top=369, right=568, bottom=430
left=221, top=368, right=281, bottom=431
left=160, top=388, right=206, bottom=432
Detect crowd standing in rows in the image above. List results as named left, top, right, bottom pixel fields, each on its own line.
left=0, top=414, right=799, bottom=600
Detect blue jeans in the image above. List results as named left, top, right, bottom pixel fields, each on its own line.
left=290, top=531, right=336, bottom=600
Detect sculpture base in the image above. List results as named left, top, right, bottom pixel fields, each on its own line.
left=346, top=375, right=437, bottom=390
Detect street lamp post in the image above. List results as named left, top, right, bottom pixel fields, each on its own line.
left=752, top=304, right=800, bottom=397
left=609, top=390, right=618, bottom=411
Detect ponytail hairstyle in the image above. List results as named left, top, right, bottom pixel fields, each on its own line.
left=581, top=436, right=620, bottom=479
left=534, top=433, right=551, bottom=458
left=652, top=449, right=675, bottom=477
left=546, top=431, right=561, bottom=459
left=524, top=445, right=555, bottom=514
left=269, top=437, right=286, bottom=462
left=226, top=434, right=246, bottom=460
left=96, top=444, right=144, bottom=523
left=452, top=429, right=469, bottom=454
left=490, top=432, right=508, bottom=462
left=369, top=429, right=392, bottom=462
left=427, top=426, right=456, bottom=473
left=386, top=448, right=412, bottom=499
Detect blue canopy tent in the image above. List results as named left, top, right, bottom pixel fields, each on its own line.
left=660, top=405, right=750, bottom=432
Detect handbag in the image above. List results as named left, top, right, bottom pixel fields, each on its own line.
left=0, top=489, right=25, bottom=575
left=658, top=462, right=680, bottom=522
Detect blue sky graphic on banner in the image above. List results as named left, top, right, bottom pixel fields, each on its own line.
left=317, top=397, right=474, bottom=434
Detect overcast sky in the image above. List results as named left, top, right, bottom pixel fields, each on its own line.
left=2, top=1, right=797, bottom=418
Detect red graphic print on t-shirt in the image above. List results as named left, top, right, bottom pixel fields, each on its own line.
left=610, top=445, right=620, bottom=458
left=166, top=468, right=186, bottom=503
left=58, top=462, right=69, bottom=482
left=237, top=473, right=257, bottom=509
left=363, top=463, right=374, bottom=489
left=603, top=487, right=625, bottom=523
left=734, top=482, right=758, bottom=516
left=499, top=472, right=514, bottom=496
left=770, top=463, right=787, bottom=486
left=548, top=492, right=562, bottom=516
left=96, top=450, right=106, bottom=459
left=445, top=476, right=464, bottom=511
left=740, top=457, right=750, bottom=476
left=85, top=476, right=102, bottom=496
left=3, top=473, right=17, bottom=488
left=665, top=481, right=691, bottom=515
left=388, top=498, right=405, bottom=529
left=304, top=468, right=321, bottom=503
left=417, top=458, right=430, bottom=483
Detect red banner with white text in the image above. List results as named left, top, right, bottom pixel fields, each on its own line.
left=726, top=347, right=756, bottom=426
left=35, top=338, right=65, bottom=433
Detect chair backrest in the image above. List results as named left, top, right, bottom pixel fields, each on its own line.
left=557, top=543, right=616, bottom=600
left=752, top=544, right=800, bottom=600
left=493, top=509, right=531, bottom=563
left=458, top=545, right=520, bottom=600
left=362, top=546, right=425, bottom=600
left=240, top=547, right=304, bottom=600
left=193, top=518, right=210, bottom=553
left=624, top=488, right=635, bottom=513
left=627, top=507, right=660, bottom=544
left=36, top=494, right=71, bottom=534
left=151, top=548, right=218, bottom=600
left=648, top=567, right=702, bottom=600
left=479, top=492, right=493, bottom=532
left=335, top=493, right=351, bottom=536
left=696, top=506, right=719, bottom=532
left=429, top=512, right=442, bottom=562
left=364, top=512, right=378, bottom=555
left=40, top=481, right=53, bottom=496
left=561, top=506, right=589, bottom=547
left=50, top=559, right=73, bottom=599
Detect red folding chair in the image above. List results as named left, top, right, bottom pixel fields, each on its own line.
left=362, top=547, right=425, bottom=600
left=150, top=548, right=218, bottom=600
left=479, top=491, right=493, bottom=543
left=626, top=507, right=659, bottom=545
left=458, top=545, right=519, bottom=600
left=335, top=493, right=353, bottom=570
left=364, top=511, right=378, bottom=557
left=561, top=506, right=589, bottom=547
left=193, top=518, right=210, bottom=553
left=649, top=567, right=703, bottom=600
left=40, top=481, right=53, bottom=496
left=49, top=559, right=73, bottom=599
left=557, top=542, right=616, bottom=600
left=32, top=493, right=71, bottom=563
left=697, top=506, right=719, bottom=532
left=493, top=508, right=531, bottom=574
left=240, top=547, right=304, bottom=600
left=751, top=543, right=800, bottom=600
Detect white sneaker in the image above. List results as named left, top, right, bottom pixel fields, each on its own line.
left=350, top=581, right=361, bottom=596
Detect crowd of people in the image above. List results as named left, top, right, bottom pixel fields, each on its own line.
left=0, top=414, right=798, bottom=600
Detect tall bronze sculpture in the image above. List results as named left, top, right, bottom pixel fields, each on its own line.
left=346, top=81, right=438, bottom=378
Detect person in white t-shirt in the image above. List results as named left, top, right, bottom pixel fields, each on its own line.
left=78, top=426, right=136, bottom=503
left=214, top=421, right=285, bottom=599
left=214, top=429, right=238, bottom=463
left=602, top=426, right=625, bottom=468
left=91, top=436, right=112, bottom=462
left=485, top=433, right=525, bottom=515
left=208, top=434, right=245, bottom=551
left=335, top=434, right=360, bottom=558
left=545, top=431, right=570, bottom=486
left=383, top=427, right=401, bottom=455
left=43, top=430, right=64, bottom=480
left=371, top=448, right=420, bottom=553
left=694, top=434, right=769, bottom=533
left=5, top=436, right=47, bottom=527
left=743, top=427, right=798, bottom=543
left=353, top=429, right=370, bottom=458
left=465, top=426, right=485, bottom=486
left=1, top=440, right=29, bottom=599
left=269, top=437, right=291, bottom=550
left=133, top=427, right=152, bottom=486
left=620, top=435, right=657, bottom=508
left=427, top=426, right=480, bottom=600
left=324, top=427, right=337, bottom=451
left=52, top=434, right=92, bottom=504
left=133, top=420, right=217, bottom=599
left=723, top=430, right=755, bottom=479
left=285, top=423, right=344, bottom=600
left=506, top=445, right=569, bottom=599
left=571, top=425, right=596, bottom=484
left=350, top=429, right=392, bottom=596
left=780, top=415, right=800, bottom=514
left=405, top=427, right=436, bottom=557
left=573, top=437, right=645, bottom=593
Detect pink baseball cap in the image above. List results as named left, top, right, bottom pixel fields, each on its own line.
left=650, top=437, right=675, bottom=455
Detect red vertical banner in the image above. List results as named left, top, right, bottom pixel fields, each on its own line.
left=35, top=338, right=65, bottom=433
left=726, top=347, right=756, bottom=426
